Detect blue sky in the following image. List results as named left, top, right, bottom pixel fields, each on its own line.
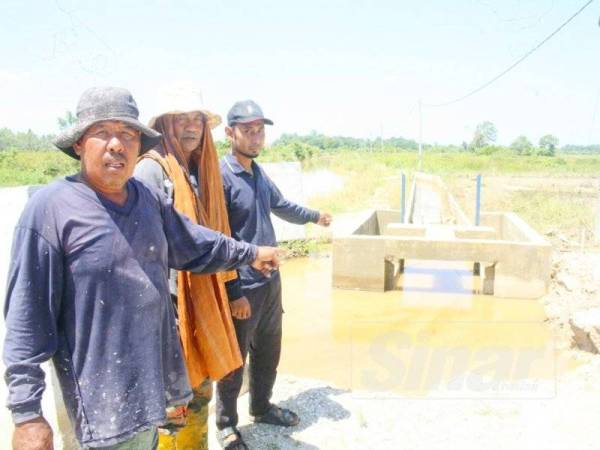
left=1, top=0, right=599, bottom=145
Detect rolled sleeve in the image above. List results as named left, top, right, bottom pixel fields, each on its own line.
left=11, top=404, right=43, bottom=424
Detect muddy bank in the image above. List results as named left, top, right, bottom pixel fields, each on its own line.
left=544, top=250, right=600, bottom=350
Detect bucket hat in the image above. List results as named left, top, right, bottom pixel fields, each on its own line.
left=54, top=86, right=161, bottom=159
left=148, top=84, right=221, bottom=129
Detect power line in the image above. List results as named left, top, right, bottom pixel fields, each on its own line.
left=423, top=0, right=595, bottom=108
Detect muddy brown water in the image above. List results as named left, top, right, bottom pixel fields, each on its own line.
left=278, top=256, right=576, bottom=399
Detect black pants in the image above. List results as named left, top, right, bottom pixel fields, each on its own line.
left=215, top=275, right=283, bottom=429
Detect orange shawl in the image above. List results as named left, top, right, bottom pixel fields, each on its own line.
left=141, top=116, right=242, bottom=386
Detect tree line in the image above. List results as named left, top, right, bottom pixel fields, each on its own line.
left=0, top=128, right=56, bottom=151
left=1, top=115, right=598, bottom=158
left=468, top=121, right=560, bottom=156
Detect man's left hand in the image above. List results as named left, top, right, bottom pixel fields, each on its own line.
left=317, top=212, right=332, bottom=227
left=230, top=296, right=251, bottom=320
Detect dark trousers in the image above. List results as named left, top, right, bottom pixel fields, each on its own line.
left=215, top=275, right=283, bottom=429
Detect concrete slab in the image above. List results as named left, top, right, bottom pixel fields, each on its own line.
left=333, top=174, right=551, bottom=299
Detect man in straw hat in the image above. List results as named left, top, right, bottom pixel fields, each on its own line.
left=134, top=86, right=247, bottom=449
left=215, top=100, right=332, bottom=449
left=3, top=86, right=282, bottom=450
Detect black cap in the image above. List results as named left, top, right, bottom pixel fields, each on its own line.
left=227, top=100, right=274, bottom=127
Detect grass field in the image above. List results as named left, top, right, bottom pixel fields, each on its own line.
left=2, top=148, right=599, bottom=187
left=1, top=149, right=598, bottom=246
left=299, top=151, right=600, bottom=246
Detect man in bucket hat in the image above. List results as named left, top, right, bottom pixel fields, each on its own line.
left=3, top=87, right=283, bottom=450
left=215, top=100, right=332, bottom=449
left=135, top=86, right=246, bottom=449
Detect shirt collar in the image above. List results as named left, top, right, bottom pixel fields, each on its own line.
left=224, top=153, right=254, bottom=175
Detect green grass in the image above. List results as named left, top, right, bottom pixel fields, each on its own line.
left=296, top=151, right=600, bottom=244
left=1, top=149, right=598, bottom=244
left=278, top=237, right=330, bottom=257
left=2, top=149, right=599, bottom=188
left=301, top=150, right=600, bottom=175
left=0, top=150, right=78, bottom=186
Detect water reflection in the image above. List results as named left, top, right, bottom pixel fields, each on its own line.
left=279, top=256, right=572, bottom=398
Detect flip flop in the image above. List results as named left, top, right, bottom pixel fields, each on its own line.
left=253, top=405, right=300, bottom=427
left=217, top=426, right=248, bottom=450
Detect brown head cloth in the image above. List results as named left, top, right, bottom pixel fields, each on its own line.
left=142, top=114, right=241, bottom=386
left=151, top=114, right=231, bottom=234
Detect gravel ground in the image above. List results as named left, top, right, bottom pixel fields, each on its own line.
left=208, top=358, right=600, bottom=450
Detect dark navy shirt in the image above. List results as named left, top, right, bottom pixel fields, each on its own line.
left=3, top=176, right=256, bottom=447
left=220, top=154, right=319, bottom=290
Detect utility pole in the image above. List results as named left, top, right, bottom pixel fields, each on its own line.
left=418, top=99, right=423, bottom=171
left=596, top=178, right=600, bottom=245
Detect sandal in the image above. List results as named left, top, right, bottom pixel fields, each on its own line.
left=253, top=404, right=300, bottom=427
left=217, top=426, right=248, bottom=450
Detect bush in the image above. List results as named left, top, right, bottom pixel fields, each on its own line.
left=0, top=150, right=79, bottom=186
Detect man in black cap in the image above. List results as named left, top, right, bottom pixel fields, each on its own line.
left=3, top=87, right=282, bottom=450
left=215, top=100, right=332, bottom=449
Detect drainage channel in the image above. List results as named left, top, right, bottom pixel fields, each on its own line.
left=281, top=256, right=574, bottom=398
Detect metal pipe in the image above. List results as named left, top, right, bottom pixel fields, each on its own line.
left=475, top=174, right=482, bottom=226
left=418, top=99, right=423, bottom=171
left=596, top=178, right=600, bottom=244
left=401, top=172, right=406, bottom=223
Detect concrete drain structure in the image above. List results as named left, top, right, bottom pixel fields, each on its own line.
left=332, top=174, right=552, bottom=299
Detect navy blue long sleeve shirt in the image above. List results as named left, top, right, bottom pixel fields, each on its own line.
left=134, top=158, right=244, bottom=301
left=3, top=176, right=257, bottom=447
left=220, top=154, right=320, bottom=290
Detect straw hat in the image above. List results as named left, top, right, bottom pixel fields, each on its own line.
left=148, top=84, right=221, bottom=129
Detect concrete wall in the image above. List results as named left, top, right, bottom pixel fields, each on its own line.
left=333, top=209, right=552, bottom=299
left=481, top=212, right=545, bottom=243
left=375, top=210, right=402, bottom=234
left=261, top=162, right=307, bottom=241
left=385, top=224, right=496, bottom=240
left=353, top=211, right=379, bottom=236
left=332, top=236, right=386, bottom=291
